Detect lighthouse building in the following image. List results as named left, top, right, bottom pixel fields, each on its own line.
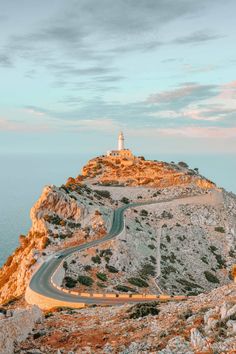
left=107, top=132, right=133, bottom=159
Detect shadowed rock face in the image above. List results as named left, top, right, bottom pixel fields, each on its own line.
left=77, top=155, right=215, bottom=189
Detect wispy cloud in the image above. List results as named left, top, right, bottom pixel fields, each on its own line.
left=172, top=30, right=223, bottom=45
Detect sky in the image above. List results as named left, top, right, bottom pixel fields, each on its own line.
left=0, top=0, right=236, bottom=156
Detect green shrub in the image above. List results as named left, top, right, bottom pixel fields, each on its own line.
left=114, top=285, right=135, bottom=293
left=84, top=265, right=92, bottom=271
left=64, top=276, right=76, bottom=288
left=128, top=277, right=149, bottom=288
left=127, top=302, right=159, bottom=319
left=91, top=255, right=101, bottom=264
left=96, top=273, right=107, bottom=282
left=97, top=282, right=107, bottom=288
left=139, top=263, right=156, bottom=278
left=150, top=256, right=157, bottom=264
left=77, top=275, right=93, bottom=286
left=120, top=197, right=129, bottom=204
left=140, top=209, right=148, bottom=217
left=215, top=226, right=225, bottom=233
left=100, top=249, right=113, bottom=257
left=106, top=264, right=119, bottom=273
left=63, top=261, right=68, bottom=270
left=178, top=161, right=189, bottom=168
left=166, top=235, right=171, bottom=243
left=148, top=244, right=156, bottom=250
left=204, top=271, right=220, bottom=283
left=94, top=190, right=111, bottom=198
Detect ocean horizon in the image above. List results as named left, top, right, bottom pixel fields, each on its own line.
left=0, top=152, right=235, bottom=267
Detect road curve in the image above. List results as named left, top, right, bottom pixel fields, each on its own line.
left=28, top=196, right=193, bottom=306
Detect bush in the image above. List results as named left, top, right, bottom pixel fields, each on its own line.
left=178, top=161, right=189, bottom=168
left=64, top=276, right=77, bottom=288
left=97, top=282, right=107, bottom=288
left=120, top=197, right=130, bottom=204
left=140, top=209, right=148, bottom=217
left=148, top=244, right=156, bottom=250
left=84, top=265, right=92, bottom=271
left=77, top=275, right=94, bottom=286
left=128, top=277, right=149, bottom=288
left=127, top=302, right=159, bottom=319
left=63, top=261, right=68, bottom=270
left=94, top=190, right=111, bottom=199
left=106, top=264, right=119, bottom=273
left=215, top=226, right=225, bottom=233
left=114, top=285, right=135, bottom=293
left=91, top=255, right=101, bottom=264
left=96, top=273, right=107, bottom=282
left=139, top=263, right=156, bottom=278
left=204, top=271, right=220, bottom=283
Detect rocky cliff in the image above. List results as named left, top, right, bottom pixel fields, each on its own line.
left=0, top=183, right=112, bottom=304
left=77, top=155, right=215, bottom=189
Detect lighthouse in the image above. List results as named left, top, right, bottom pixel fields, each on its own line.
left=118, top=131, right=124, bottom=150
left=107, top=131, right=133, bottom=159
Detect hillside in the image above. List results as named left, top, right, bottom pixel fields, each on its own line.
left=69, top=155, right=215, bottom=189
left=0, top=154, right=236, bottom=353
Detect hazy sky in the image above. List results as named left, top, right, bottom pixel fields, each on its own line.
left=1, top=0, right=236, bottom=155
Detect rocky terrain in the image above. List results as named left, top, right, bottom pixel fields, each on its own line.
left=0, top=183, right=113, bottom=304
left=15, top=283, right=236, bottom=353
left=62, top=187, right=236, bottom=296
left=0, top=154, right=235, bottom=353
left=76, top=155, right=215, bottom=189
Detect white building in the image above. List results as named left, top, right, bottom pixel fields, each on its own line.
left=107, top=131, right=133, bottom=158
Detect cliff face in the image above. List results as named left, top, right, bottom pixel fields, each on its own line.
left=79, top=156, right=215, bottom=189
left=0, top=184, right=112, bottom=305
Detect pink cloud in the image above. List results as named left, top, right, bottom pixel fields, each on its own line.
left=0, top=118, right=49, bottom=132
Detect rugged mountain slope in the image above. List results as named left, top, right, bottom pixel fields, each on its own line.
left=0, top=155, right=234, bottom=306
left=16, top=283, right=236, bottom=353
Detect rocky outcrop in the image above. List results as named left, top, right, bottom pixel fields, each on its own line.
left=78, top=155, right=215, bottom=189
left=0, top=184, right=112, bottom=305
left=0, top=305, right=42, bottom=354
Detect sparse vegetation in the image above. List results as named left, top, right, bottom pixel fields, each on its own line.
left=127, top=302, right=160, bottom=319
left=91, top=255, right=101, bottom=264
left=64, top=276, right=76, bottom=288
left=128, top=277, right=149, bottom=288
left=215, top=226, right=225, bottom=233
left=96, top=273, right=107, bottom=282
left=204, top=271, right=220, bottom=283
left=114, top=285, right=135, bottom=293
left=120, top=197, right=130, bottom=204
left=94, top=190, right=111, bottom=198
left=105, top=264, right=119, bottom=273
left=77, top=275, right=94, bottom=286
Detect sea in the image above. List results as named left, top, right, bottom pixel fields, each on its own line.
left=0, top=152, right=235, bottom=267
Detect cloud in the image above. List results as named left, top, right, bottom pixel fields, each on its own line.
left=172, top=31, right=223, bottom=45
left=129, top=126, right=236, bottom=139
left=146, top=83, right=217, bottom=105
left=0, top=54, right=13, bottom=67
left=0, top=118, right=49, bottom=132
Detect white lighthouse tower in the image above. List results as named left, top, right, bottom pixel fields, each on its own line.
left=118, top=131, right=124, bottom=150
left=107, top=131, right=133, bottom=159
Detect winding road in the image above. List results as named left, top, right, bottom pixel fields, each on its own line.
left=27, top=193, right=215, bottom=308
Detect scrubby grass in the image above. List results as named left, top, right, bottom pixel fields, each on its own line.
left=96, top=272, right=107, bottom=282
left=77, top=275, right=94, bottom=286
left=127, top=302, right=160, bottom=319
left=204, top=271, right=220, bottom=283
left=106, top=264, right=119, bottom=273
left=128, top=277, right=149, bottom=288
left=114, top=285, right=135, bottom=293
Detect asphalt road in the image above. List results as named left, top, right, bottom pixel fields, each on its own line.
left=28, top=197, right=188, bottom=305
